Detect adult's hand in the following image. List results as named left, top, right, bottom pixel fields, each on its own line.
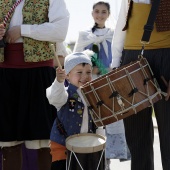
left=5, top=25, right=21, bottom=43
left=161, top=76, right=170, bottom=101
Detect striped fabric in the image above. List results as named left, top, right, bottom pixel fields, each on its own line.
left=3, top=0, right=23, bottom=27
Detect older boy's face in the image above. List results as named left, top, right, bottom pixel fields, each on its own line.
left=67, top=64, right=92, bottom=87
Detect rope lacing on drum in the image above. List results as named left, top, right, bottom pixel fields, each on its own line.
left=138, top=59, right=162, bottom=104
left=139, top=61, right=153, bottom=104
left=124, top=68, right=138, bottom=112
left=124, top=68, right=139, bottom=97
left=89, top=83, right=119, bottom=126
left=90, top=84, right=103, bottom=110
left=89, top=83, right=104, bottom=126
left=106, top=76, right=125, bottom=118
left=80, top=88, right=99, bottom=125
left=67, top=151, right=84, bottom=170
left=66, top=148, right=105, bottom=170
left=144, top=59, right=166, bottom=97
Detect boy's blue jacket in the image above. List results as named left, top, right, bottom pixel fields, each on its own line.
left=50, top=83, right=95, bottom=146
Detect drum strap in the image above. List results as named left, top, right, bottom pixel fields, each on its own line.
left=55, top=113, right=68, bottom=138
left=123, top=0, right=161, bottom=50
left=141, top=0, right=161, bottom=43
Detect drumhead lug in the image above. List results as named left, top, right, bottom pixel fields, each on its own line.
left=109, top=91, right=119, bottom=98
left=128, top=87, right=139, bottom=97
left=88, top=106, right=93, bottom=110
left=96, top=101, right=104, bottom=108
left=144, top=77, right=151, bottom=85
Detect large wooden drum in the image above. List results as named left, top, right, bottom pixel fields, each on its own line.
left=81, top=58, right=162, bottom=127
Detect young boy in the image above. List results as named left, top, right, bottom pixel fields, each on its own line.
left=46, top=51, right=104, bottom=170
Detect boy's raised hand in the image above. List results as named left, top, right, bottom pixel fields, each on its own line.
left=56, top=67, right=66, bottom=83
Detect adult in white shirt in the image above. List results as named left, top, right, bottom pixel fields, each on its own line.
left=112, top=0, right=170, bottom=170
left=74, top=2, right=130, bottom=170
left=0, top=0, right=69, bottom=170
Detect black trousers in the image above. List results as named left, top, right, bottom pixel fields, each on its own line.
left=121, top=49, right=170, bottom=170
left=51, top=160, right=66, bottom=170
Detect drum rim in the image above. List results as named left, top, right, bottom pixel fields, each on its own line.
left=66, top=133, right=106, bottom=153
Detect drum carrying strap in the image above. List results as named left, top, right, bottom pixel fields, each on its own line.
left=140, top=0, right=167, bottom=97
left=56, top=112, right=68, bottom=138
left=140, top=0, right=161, bottom=53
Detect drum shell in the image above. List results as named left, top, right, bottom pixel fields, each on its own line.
left=81, top=58, right=162, bottom=127
left=66, top=150, right=105, bottom=170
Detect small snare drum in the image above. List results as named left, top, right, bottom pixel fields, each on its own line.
left=66, top=133, right=106, bottom=170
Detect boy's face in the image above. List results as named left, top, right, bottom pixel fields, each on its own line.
left=67, top=63, right=92, bottom=87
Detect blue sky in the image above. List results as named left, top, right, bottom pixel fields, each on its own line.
left=64, top=0, right=122, bottom=43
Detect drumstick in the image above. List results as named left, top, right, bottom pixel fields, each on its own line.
left=50, top=44, right=62, bottom=69
left=160, top=76, right=169, bottom=98
left=161, top=76, right=168, bottom=87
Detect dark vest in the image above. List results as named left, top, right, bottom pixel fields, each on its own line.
left=154, top=0, right=170, bottom=32
left=50, top=84, right=95, bottom=146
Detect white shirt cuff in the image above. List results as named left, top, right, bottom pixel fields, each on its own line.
left=21, top=25, right=31, bottom=37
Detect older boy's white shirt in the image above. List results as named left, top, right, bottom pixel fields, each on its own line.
left=10, top=0, right=70, bottom=43
left=107, top=0, right=151, bottom=135
left=111, top=0, right=150, bottom=68
left=56, top=42, right=72, bottom=56
left=111, top=0, right=128, bottom=68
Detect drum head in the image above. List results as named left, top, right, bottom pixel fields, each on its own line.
left=66, top=133, right=106, bottom=153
